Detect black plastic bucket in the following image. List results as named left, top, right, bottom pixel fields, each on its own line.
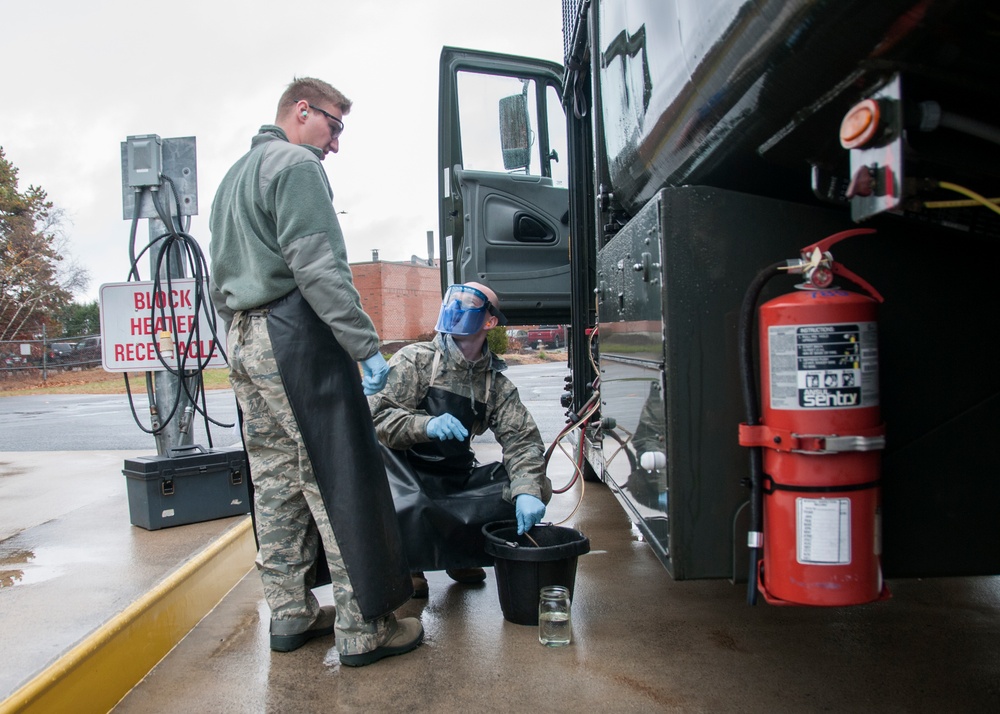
left=482, top=521, right=591, bottom=626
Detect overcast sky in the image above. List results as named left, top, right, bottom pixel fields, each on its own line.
left=1, top=1, right=565, bottom=303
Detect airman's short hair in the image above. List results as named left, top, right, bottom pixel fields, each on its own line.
left=276, top=77, right=352, bottom=120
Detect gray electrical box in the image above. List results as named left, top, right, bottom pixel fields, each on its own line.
left=120, top=135, right=199, bottom=220
left=125, top=134, right=163, bottom=188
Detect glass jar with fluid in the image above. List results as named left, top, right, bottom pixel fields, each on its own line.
left=538, top=585, right=572, bottom=646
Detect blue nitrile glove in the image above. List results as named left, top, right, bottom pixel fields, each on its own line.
left=515, top=494, right=546, bottom=535
left=361, top=352, right=390, bottom=395
left=426, top=413, right=469, bottom=441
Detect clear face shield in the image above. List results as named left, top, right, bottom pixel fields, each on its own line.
left=434, top=285, right=507, bottom=336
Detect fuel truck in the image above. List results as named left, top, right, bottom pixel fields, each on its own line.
left=436, top=0, right=999, bottom=603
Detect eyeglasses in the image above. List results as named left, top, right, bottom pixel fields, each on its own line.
left=307, top=103, right=345, bottom=139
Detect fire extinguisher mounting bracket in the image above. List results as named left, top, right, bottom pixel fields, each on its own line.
left=739, top=423, right=886, bottom=453
left=792, top=432, right=887, bottom=453
left=761, top=473, right=882, bottom=494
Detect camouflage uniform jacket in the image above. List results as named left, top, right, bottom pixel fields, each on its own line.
left=368, top=333, right=552, bottom=504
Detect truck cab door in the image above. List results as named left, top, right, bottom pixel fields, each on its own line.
left=438, top=47, right=570, bottom=324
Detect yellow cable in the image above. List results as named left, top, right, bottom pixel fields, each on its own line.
left=924, top=198, right=1000, bottom=209
left=932, top=181, right=1000, bottom=216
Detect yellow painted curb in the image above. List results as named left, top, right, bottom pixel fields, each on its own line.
left=0, top=517, right=256, bottom=714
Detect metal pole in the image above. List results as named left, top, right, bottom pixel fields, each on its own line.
left=121, top=134, right=202, bottom=456
left=41, top=324, right=48, bottom=382
left=149, top=215, right=195, bottom=456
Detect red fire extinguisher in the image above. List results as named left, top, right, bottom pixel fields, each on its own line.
left=739, top=228, right=890, bottom=606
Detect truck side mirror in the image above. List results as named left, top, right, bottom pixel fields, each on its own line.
left=499, top=93, right=531, bottom=172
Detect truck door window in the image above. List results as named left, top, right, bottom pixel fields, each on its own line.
left=456, top=71, right=566, bottom=187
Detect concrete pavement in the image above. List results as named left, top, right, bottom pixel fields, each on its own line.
left=0, top=449, right=254, bottom=713
left=2, top=444, right=1000, bottom=713
left=112, top=466, right=1000, bottom=713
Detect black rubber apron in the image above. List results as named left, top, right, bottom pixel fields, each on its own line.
left=265, top=289, right=411, bottom=621
left=382, top=348, right=515, bottom=571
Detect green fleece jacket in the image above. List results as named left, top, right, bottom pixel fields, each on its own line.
left=208, top=125, right=379, bottom=361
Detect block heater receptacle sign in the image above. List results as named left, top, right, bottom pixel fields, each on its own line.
left=99, top=280, right=228, bottom=372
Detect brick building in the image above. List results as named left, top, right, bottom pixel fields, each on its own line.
left=351, top=257, right=442, bottom=343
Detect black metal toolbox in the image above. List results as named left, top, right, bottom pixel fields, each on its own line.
left=123, top=445, right=251, bottom=530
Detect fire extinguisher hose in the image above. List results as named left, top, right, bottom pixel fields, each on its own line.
left=738, top=261, right=786, bottom=605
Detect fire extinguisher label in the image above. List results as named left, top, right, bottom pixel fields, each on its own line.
left=797, top=498, right=851, bottom=565
left=768, top=322, right=878, bottom=410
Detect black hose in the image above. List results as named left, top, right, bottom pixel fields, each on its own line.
left=122, top=181, right=233, bottom=439
left=128, top=188, right=143, bottom=281
left=738, top=261, right=785, bottom=605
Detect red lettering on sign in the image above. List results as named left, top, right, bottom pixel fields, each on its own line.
left=177, top=339, right=217, bottom=359
left=112, top=341, right=166, bottom=363
left=153, top=316, right=171, bottom=334
left=134, top=290, right=194, bottom=311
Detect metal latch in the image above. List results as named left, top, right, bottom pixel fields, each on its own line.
left=632, top=251, right=658, bottom=283
left=793, top=433, right=887, bottom=454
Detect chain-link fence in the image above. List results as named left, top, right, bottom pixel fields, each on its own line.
left=1, top=333, right=103, bottom=379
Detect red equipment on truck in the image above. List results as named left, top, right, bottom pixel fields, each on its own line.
left=739, top=229, right=890, bottom=606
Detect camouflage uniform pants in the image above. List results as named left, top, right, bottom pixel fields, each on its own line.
left=228, top=311, right=393, bottom=654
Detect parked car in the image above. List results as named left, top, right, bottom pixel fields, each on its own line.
left=2, top=352, right=30, bottom=369
left=73, top=336, right=102, bottom=366
left=504, top=328, right=529, bottom=351
left=525, top=325, right=567, bottom=349
left=44, top=342, right=76, bottom=364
